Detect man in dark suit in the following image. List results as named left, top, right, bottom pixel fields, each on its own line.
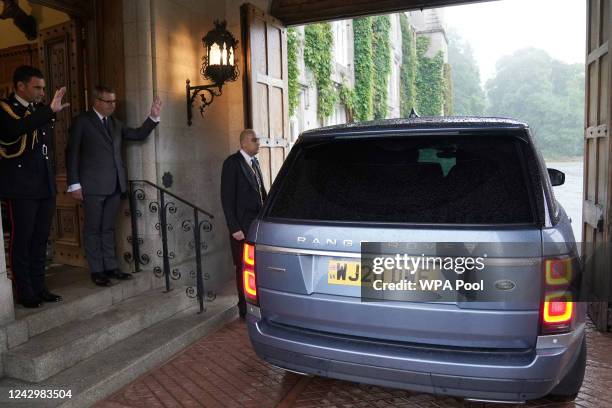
left=66, top=85, right=162, bottom=286
left=0, top=65, right=69, bottom=308
left=221, top=129, right=267, bottom=318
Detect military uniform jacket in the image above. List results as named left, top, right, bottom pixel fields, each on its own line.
left=0, top=93, right=56, bottom=199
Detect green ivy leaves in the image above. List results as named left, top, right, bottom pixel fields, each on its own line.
left=372, top=16, right=392, bottom=120
left=353, top=17, right=374, bottom=121
left=400, top=14, right=417, bottom=117
left=415, top=36, right=445, bottom=116
left=304, top=23, right=338, bottom=120
left=288, top=15, right=452, bottom=123
left=287, top=27, right=300, bottom=117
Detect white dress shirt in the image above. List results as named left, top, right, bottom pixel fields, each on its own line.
left=240, top=149, right=255, bottom=164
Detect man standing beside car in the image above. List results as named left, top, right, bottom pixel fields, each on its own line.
left=66, top=85, right=162, bottom=287
left=221, top=129, right=267, bottom=318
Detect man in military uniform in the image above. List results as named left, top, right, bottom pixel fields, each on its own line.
left=0, top=65, right=70, bottom=308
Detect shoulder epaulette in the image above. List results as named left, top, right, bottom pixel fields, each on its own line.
left=0, top=100, right=35, bottom=159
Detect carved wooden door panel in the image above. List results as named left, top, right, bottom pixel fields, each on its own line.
left=583, top=0, right=611, bottom=331
left=38, top=20, right=87, bottom=267
left=242, top=3, right=290, bottom=190
left=0, top=44, right=39, bottom=98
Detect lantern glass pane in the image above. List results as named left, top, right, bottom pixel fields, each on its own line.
left=210, top=43, right=221, bottom=65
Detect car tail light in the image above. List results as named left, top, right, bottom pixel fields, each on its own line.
left=243, top=243, right=258, bottom=305
left=540, top=257, right=574, bottom=334
left=545, top=258, right=572, bottom=285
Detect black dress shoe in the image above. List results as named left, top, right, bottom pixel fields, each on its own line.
left=104, top=269, right=133, bottom=280
left=92, top=273, right=112, bottom=287
left=19, top=298, right=43, bottom=308
left=40, top=290, right=63, bottom=302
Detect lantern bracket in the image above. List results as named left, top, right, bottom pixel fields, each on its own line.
left=186, top=80, right=223, bottom=126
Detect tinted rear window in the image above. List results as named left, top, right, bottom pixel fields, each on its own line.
left=267, top=135, right=536, bottom=224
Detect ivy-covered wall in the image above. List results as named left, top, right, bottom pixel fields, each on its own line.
left=339, top=80, right=356, bottom=122
left=352, top=17, right=374, bottom=121
left=415, top=36, right=445, bottom=116
left=289, top=13, right=452, bottom=125
left=304, top=23, right=338, bottom=120
left=399, top=14, right=417, bottom=117
left=287, top=27, right=300, bottom=117
left=443, top=63, right=453, bottom=115
left=371, top=16, right=391, bottom=120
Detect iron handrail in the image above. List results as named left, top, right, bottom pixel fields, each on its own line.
left=129, top=179, right=214, bottom=219
left=127, top=179, right=214, bottom=313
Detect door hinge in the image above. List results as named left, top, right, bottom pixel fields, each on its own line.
left=597, top=216, right=604, bottom=233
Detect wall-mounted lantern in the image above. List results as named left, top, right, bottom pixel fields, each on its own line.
left=186, top=20, right=239, bottom=126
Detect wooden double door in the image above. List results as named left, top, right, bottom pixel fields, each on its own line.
left=583, top=0, right=611, bottom=331
left=0, top=19, right=87, bottom=268
left=39, top=20, right=88, bottom=267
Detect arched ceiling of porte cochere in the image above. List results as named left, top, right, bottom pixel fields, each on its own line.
left=271, top=0, right=495, bottom=25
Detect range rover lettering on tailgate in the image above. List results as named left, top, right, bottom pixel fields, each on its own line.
left=242, top=118, right=585, bottom=404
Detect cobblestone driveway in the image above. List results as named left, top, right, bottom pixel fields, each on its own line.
left=96, top=319, right=612, bottom=408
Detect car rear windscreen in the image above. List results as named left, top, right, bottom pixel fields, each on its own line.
left=267, top=135, right=537, bottom=224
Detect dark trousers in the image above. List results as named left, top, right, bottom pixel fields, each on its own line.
left=7, top=197, right=55, bottom=302
left=230, top=236, right=246, bottom=315
left=83, top=192, right=121, bottom=274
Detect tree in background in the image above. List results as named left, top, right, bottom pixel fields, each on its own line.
left=486, top=48, right=584, bottom=159
left=447, top=30, right=485, bottom=116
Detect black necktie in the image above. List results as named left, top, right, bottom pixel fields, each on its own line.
left=27, top=103, right=35, bottom=113
left=102, top=117, right=109, bottom=132
left=251, top=157, right=264, bottom=202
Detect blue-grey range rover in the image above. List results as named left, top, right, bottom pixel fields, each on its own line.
left=242, top=118, right=586, bottom=404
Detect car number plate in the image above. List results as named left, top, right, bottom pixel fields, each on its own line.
left=328, top=260, right=361, bottom=286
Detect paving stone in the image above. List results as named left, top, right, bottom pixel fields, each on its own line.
left=97, top=320, right=612, bottom=408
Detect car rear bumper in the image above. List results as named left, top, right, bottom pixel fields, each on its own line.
left=246, top=308, right=585, bottom=402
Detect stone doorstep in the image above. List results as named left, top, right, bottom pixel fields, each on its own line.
left=3, top=287, right=195, bottom=383
left=1, top=269, right=164, bottom=352
left=0, top=289, right=238, bottom=408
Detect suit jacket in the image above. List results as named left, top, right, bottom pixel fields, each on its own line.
left=221, top=151, right=268, bottom=235
left=0, top=93, right=56, bottom=199
left=66, top=110, right=157, bottom=195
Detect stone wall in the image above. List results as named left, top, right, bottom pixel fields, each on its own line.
left=0, top=215, right=14, bottom=325
left=118, top=0, right=270, bottom=294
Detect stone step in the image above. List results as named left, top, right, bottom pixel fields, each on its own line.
left=0, top=287, right=238, bottom=408
left=3, top=287, right=194, bottom=383
left=8, top=270, right=163, bottom=345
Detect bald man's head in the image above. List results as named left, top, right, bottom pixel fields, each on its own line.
left=240, top=129, right=260, bottom=156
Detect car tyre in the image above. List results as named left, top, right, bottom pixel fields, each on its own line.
left=547, top=334, right=587, bottom=402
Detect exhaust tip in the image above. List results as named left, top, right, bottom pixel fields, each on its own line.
left=266, top=363, right=313, bottom=377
